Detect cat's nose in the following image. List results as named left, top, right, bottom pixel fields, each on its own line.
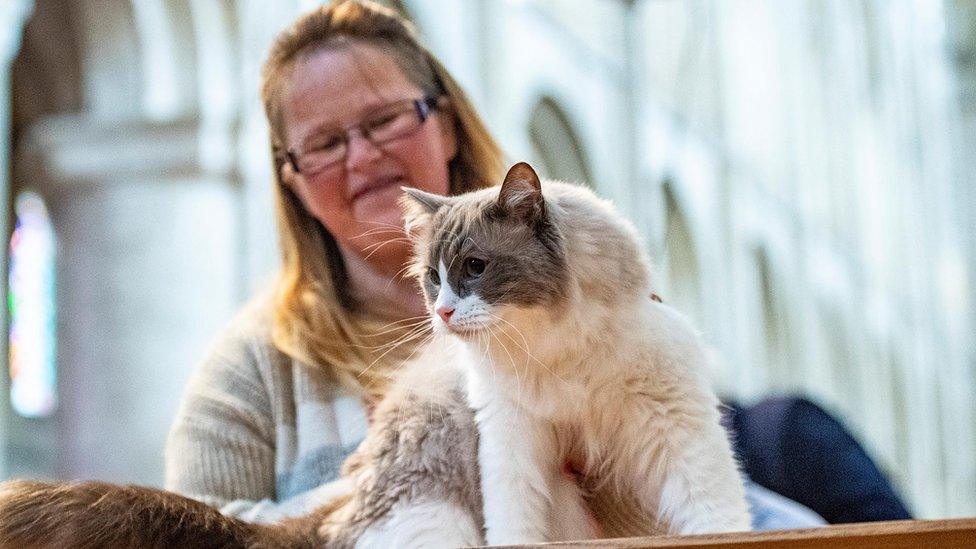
left=436, top=306, right=455, bottom=324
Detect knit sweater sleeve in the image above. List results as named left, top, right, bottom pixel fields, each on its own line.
left=163, top=301, right=351, bottom=523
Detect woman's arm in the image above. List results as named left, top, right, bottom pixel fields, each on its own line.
left=164, top=311, right=353, bottom=523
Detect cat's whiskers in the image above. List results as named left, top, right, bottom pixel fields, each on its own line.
left=359, top=222, right=458, bottom=269
left=446, top=250, right=459, bottom=273
left=464, top=236, right=488, bottom=256
left=475, top=327, right=500, bottom=393
left=350, top=319, right=429, bottom=350
left=364, top=225, right=461, bottom=253
left=359, top=219, right=411, bottom=230
left=406, top=338, right=449, bottom=428
left=359, top=315, right=430, bottom=336
left=373, top=323, right=431, bottom=351
left=386, top=331, right=437, bottom=430
left=486, top=311, right=567, bottom=384
left=363, top=233, right=464, bottom=262
left=353, top=323, right=431, bottom=351
left=351, top=227, right=407, bottom=240
left=357, top=325, right=432, bottom=379
left=430, top=339, right=463, bottom=426
left=487, top=286, right=517, bottom=307
left=361, top=235, right=412, bottom=248
left=362, top=238, right=414, bottom=261
left=389, top=262, right=417, bottom=284
left=486, top=323, right=526, bottom=410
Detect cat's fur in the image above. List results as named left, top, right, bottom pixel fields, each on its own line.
left=400, top=162, right=751, bottom=544
left=0, top=161, right=749, bottom=548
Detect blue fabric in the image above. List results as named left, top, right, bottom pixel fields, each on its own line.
left=725, top=396, right=912, bottom=524
left=276, top=441, right=360, bottom=500
left=746, top=481, right=825, bottom=530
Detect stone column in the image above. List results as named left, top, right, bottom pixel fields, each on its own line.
left=17, top=117, right=240, bottom=485
left=0, top=0, right=33, bottom=479
left=945, top=0, right=976, bottom=516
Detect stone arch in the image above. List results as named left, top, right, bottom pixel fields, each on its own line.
left=528, top=96, right=592, bottom=185
left=72, top=0, right=143, bottom=118
left=755, top=246, right=794, bottom=388
left=130, top=0, right=198, bottom=119
left=662, top=181, right=703, bottom=325
left=189, top=0, right=240, bottom=172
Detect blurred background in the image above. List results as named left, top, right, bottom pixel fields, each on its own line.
left=0, top=0, right=973, bottom=521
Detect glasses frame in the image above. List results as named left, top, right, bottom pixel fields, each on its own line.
left=285, top=95, right=440, bottom=177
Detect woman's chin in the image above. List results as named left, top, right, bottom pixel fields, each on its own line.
left=353, top=184, right=406, bottom=227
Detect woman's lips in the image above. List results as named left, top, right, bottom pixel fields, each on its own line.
left=351, top=176, right=402, bottom=202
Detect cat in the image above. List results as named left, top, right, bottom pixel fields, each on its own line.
left=0, top=161, right=750, bottom=548
left=399, top=161, right=751, bottom=544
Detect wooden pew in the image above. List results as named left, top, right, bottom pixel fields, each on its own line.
left=486, top=518, right=976, bottom=548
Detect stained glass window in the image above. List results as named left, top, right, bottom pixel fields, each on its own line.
left=8, top=191, right=57, bottom=418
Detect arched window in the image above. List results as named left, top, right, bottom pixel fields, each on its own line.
left=8, top=191, right=57, bottom=418
left=528, top=97, right=592, bottom=185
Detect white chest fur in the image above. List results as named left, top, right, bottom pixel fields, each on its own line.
left=457, top=302, right=751, bottom=544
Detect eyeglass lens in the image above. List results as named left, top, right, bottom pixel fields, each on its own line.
left=295, top=101, right=426, bottom=175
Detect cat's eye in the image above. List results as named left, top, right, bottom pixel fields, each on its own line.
left=464, top=257, right=486, bottom=278
left=427, top=267, right=440, bottom=285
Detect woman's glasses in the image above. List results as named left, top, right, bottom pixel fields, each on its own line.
left=286, top=96, right=440, bottom=178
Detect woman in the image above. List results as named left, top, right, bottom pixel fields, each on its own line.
left=165, top=0, right=501, bottom=523
left=164, top=0, right=823, bottom=532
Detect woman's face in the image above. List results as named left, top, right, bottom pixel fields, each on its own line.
left=280, top=43, right=456, bottom=272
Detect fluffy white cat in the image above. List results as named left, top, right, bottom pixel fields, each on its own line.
left=402, top=162, right=751, bottom=544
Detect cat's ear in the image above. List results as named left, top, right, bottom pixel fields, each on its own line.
left=400, top=187, right=448, bottom=237
left=498, top=162, right=545, bottom=221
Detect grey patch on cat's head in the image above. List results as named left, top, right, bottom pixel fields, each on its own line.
left=403, top=163, right=570, bottom=312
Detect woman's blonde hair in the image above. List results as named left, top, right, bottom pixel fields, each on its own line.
left=260, top=0, right=504, bottom=398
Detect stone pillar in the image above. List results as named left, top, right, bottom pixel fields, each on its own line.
left=945, top=0, right=976, bottom=516
left=0, top=0, right=33, bottom=479
left=17, top=117, right=240, bottom=485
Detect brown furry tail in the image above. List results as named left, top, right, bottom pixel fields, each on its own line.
left=0, top=479, right=321, bottom=549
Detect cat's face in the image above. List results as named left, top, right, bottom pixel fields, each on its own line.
left=401, top=163, right=569, bottom=338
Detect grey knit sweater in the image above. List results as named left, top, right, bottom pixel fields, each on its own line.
left=164, top=295, right=368, bottom=523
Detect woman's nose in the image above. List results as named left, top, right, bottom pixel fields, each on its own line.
left=345, top=132, right=383, bottom=169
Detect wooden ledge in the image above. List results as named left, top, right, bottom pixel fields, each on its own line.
left=485, top=518, right=976, bottom=548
